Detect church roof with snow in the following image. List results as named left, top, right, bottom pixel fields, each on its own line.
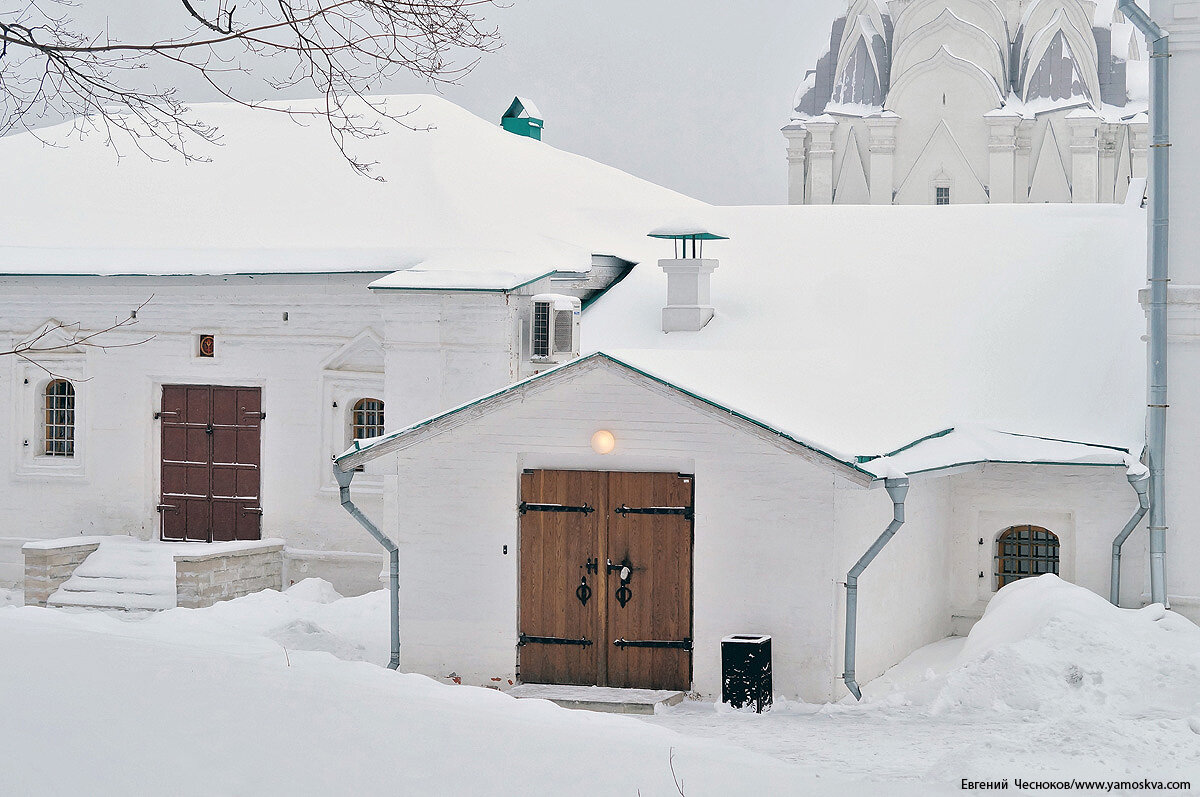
left=0, top=94, right=1146, bottom=478
left=0, top=95, right=700, bottom=281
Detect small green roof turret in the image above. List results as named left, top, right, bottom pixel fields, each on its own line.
left=501, top=96, right=544, bottom=140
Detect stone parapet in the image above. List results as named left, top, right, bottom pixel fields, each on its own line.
left=22, top=539, right=103, bottom=607
left=174, top=541, right=285, bottom=609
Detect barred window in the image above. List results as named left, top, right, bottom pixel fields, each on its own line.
left=351, top=398, right=385, bottom=441
left=44, top=380, right=75, bottom=457
left=996, top=525, right=1059, bottom=589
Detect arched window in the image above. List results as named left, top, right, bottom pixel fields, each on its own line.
left=351, top=398, right=385, bottom=441
left=44, top=379, right=75, bottom=457
left=995, top=525, right=1059, bottom=588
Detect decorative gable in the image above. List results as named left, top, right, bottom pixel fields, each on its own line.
left=322, top=330, right=385, bottom=373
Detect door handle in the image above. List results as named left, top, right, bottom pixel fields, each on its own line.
left=607, top=558, right=632, bottom=582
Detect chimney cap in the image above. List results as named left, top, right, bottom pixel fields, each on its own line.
left=647, top=220, right=729, bottom=241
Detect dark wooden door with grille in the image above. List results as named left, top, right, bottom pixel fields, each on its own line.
left=160, top=385, right=262, bottom=542
left=518, top=470, right=693, bottom=691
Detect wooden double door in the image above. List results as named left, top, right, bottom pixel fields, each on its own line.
left=519, top=470, right=693, bottom=691
left=159, top=385, right=263, bottom=542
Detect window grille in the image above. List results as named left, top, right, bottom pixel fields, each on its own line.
left=44, top=379, right=75, bottom=457
left=351, top=398, right=385, bottom=441
left=935, top=186, right=951, bottom=205
left=532, top=301, right=551, bottom=358
left=995, top=525, right=1059, bottom=589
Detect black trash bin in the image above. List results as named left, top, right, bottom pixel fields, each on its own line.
left=721, top=634, right=772, bottom=712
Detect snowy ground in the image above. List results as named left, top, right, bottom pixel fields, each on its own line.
left=2, top=577, right=1197, bottom=795
left=649, top=579, right=1200, bottom=788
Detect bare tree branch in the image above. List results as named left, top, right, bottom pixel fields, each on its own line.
left=0, top=1, right=503, bottom=175
left=1, top=297, right=156, bottom=380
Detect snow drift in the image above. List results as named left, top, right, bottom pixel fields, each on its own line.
left=873, top=575, right=1200, bottom=721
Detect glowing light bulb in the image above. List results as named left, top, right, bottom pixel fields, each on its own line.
left=590, top=430, right=616, bottom=454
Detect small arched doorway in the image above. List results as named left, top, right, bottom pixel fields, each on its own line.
left=995, top=525, right=1060, bottom=589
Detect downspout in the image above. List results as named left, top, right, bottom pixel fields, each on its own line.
left=333, top=464, right=400, bottom=670
left=843, top=477, right=909, bottom=700
left=1111, top=471, right=1151, bottom=605
left=1118, top=0, right=1169, bottom=605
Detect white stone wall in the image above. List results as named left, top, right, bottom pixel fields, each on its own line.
left=377, top=362, right=1157, bottom=701
left=831, top=476, right=954, bottom=695
left=0, top=274, right=536, bottom=594
left=384, top=363, right=846, bottom=700
left=946, top=464, right=1147, bottom=617
left=1150, top=0, right=1200, bottom=622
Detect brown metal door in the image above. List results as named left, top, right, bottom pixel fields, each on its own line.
left=160, top=385, right=262, bottom=542
left=605, top=472, right=693, bottom=691
left=518, top=471, right=692, bottom=691
left=518, top=470, right=606, bottom=685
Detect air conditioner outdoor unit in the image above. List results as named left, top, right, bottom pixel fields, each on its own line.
left=530, top=294, right=581, bottom=364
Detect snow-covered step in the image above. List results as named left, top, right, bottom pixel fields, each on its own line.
left=48, top=537, right=177, bottom=611
left=507, top=684, right=686, bottom=715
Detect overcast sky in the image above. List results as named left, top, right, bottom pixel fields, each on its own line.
left=48, top=2, right=844, bottom=205
left=375, top=1, right=843, bottom=205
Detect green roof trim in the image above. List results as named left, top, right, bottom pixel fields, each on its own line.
left=367, top=269, right=558, bottom=294
left=900, top=460, right=1128, bottom=477
left=336, top=352, right=875, bottom=480
left=0, top=269, right=396, bottom=278
left=646, top=232, right=729, bottom=241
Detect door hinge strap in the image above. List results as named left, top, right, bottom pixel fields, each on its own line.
left=613, top=504, right=693, bottom=519
left=518, top=633, right=593, bottom=647
left=613, top=637, right=692, bottom=650
left=519, top=502, right=595, bottom=515
left=156, top=504, right=178, bottom=513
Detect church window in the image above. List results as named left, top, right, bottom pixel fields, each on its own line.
left=44, top=379, right=75, bottom=457
left=351, top=398, right=385, bottom=441
left=995, top=525, right=1059, bottom=588
left=936, top=186, right=951, bottom=205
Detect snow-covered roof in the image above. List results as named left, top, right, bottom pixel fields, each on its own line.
left=0, top=95, right=700, bottom=279
left=366, top=247, right=591, bottom=292
left=858, top=426, right=1141, bottom=479
left=583, top=203, right=1147, bottom=463
left=338, top=195, right=1146, bottom=482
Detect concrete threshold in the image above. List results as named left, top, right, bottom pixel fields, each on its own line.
left=506, top=684, right=686, bottom=715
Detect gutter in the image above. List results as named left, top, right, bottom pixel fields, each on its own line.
left=333, top=465, right=400, bottom=670
left=843, top=477, right=909, bottom=700
left=1117, top=0, right=1169, bottom=605
left=1111, top=471, right=1151, bottom=605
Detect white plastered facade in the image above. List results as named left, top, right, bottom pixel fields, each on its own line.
left=361, top=358, right=1146, bottom=700
left=0, top=273, right=573, bottom=592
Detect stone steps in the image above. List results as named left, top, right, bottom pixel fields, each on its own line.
left=48, top=538, right=178, bottom=611
left=507, top=684, right=687, bottom=715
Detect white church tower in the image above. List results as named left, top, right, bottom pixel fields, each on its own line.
left=784, top=0, right=1149, bottom=204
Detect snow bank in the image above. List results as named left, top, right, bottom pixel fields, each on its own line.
left=144, top=578, right=390, bottom=664
left=0, top=599, right=836, bottom=796
left=873, top=576, right=1200, bottom=721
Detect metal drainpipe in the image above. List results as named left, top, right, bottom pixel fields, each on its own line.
left=843, top=477, right=909, bottom=700
left=1118, top=0, right=1169, bottom=606
left=1111, top=471, right=1151, bottom=605
left=333, top=464, right=400, bottom=670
